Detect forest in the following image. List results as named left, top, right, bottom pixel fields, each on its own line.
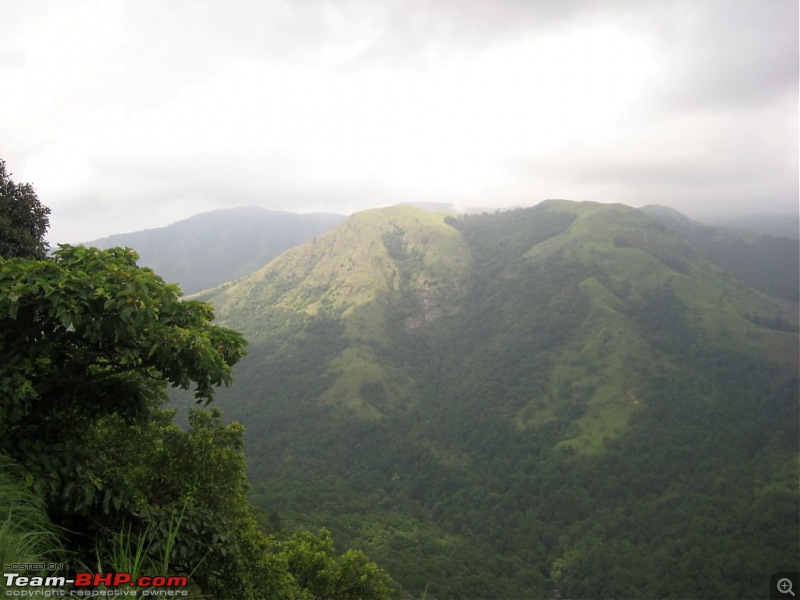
left=200, top=202, right=799, bottom=598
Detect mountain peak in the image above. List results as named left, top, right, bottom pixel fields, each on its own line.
left=197, top=204, right=472, bottom=336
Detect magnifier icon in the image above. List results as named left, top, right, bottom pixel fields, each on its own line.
left=778, top=578, right=795, bottom=596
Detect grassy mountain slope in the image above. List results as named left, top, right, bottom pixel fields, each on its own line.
left=196, top=205, right=472, bottom=420
left=197, top=201, right=798, bottom=599
left=87, top=206, right=345, bottom=294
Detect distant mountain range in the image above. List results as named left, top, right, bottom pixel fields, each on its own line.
left=180, top=200, right=798, bottom=598
left=85, top=206, right=346, bottom=294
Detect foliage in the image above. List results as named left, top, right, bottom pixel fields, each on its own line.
left=0, top=244, right=245, bottom=408
left=0, top=159, right=50, bottom=260
left=84, top=408, right=395, bottom=599
left=276, top=529, right=395, bottom=599
left=0, top=245, right=246, bottom=525
left=95, top=513, right=187, bottom=594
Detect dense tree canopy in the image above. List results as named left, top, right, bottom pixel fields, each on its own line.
left=0, top=244, right=248, bottom=503
left=0, top=159, right=50, bottom=259
left=0, top=244, right=246, bottom=413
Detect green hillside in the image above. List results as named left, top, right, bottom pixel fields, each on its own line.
left=196, top=201, right=799, bottom=599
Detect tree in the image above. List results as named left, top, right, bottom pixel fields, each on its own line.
left=0, top=244, right=245, bottom=415
left=277, top=528, right=396, bottom=599
left=0, top=159, right=50, bottom=259
left=0, top=243, right=247, bottom=539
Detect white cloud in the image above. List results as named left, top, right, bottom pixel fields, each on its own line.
left=0, top=0, right=795, bottom=242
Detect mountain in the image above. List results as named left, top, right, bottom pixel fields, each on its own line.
left=640, top=204, right=799, bottom=302
left=192, top=201, right=798, bottom=599
left=86, top=206, right=346, bottom=294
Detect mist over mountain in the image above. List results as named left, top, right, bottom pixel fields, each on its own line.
left=707, top=212, right=800, bottom=240
left=186, top=200, right=798, bottom=598
left=640, top=205, right=800, bottom=302
left=85, top=206, right=346, bottom=294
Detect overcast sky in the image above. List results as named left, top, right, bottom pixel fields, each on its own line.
left=1, top=0, right=797, bottom=243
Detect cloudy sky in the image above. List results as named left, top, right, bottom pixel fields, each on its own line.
left=1, top=0, right=797, bottom=243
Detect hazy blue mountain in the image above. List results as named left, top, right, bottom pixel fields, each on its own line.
left=640, top=204, right=799, bottom=301
left=709, top=212, right=800, bottom=239
left=187, top=201, right=798, bottom=599
left=86, top=206, right=346, bottom=294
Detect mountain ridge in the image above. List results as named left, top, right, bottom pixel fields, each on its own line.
left=197, top=200, right=797, bottom=443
